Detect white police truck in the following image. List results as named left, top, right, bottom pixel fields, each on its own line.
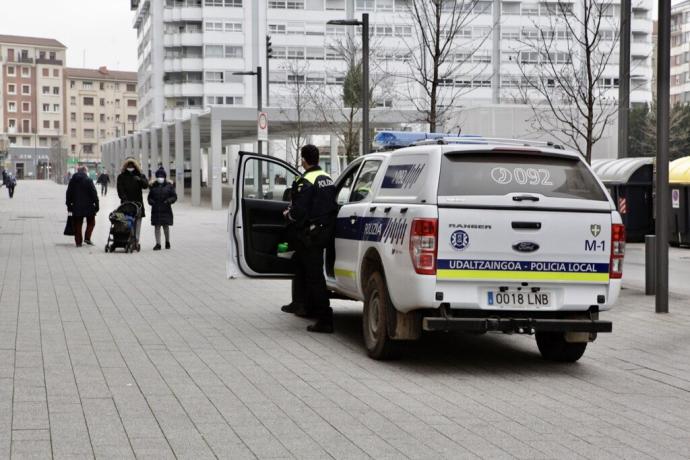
left=228, top=133, right=623, bottom=362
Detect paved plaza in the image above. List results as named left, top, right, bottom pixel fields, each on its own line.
left=1, top=181, right=690, bottom=459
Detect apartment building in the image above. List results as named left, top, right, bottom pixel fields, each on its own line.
left=0, top=34, right=66, bottom=178
left=64, top=67, right=138, bottom=161
left=131, top=0, right=654, bottom=130
left=671, top=1, right=690, bottom=105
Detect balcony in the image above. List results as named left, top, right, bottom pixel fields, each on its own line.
left=163, top=32, right=203, bottom=47
left=36, top=58, right=64, bottom=66
left=164, top=57, right=203, bottom=72
left=163, top=5, right=202, bottom=22
left=164, top=81, right=203, bottom=98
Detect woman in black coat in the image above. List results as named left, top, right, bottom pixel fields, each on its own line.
left=148, top=167, right=177, bottom=250
left=66, top=166, right=99, bottom=247
left=117, top=157, right=148, bottom=245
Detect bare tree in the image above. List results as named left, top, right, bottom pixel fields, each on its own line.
left=278, top=59, right=312, bottom=167
left=400, top=0, right=492, bottom=131
left=310, top=33, right=390, bottom=161
left=515, top=0, right=620, bottom=163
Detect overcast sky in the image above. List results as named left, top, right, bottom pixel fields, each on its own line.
left=1, top=0, right=138, bottom=71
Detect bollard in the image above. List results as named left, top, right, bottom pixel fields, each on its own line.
left=645, top=234, right=656, bottom=295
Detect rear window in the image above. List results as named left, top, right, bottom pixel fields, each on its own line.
left=438, top=152, right=607, bottom=201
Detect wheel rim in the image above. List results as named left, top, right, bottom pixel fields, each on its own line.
left=368, top=289, right=380, bottom=338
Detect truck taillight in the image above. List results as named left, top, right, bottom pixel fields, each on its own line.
left=410, top=218, right=438, bottom=275
left=610, top=224, right=626, bottom=279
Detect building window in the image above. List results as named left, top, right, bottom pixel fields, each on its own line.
left=115, top=99, right=121, bottom=107
left=225, top=46, right=243, bottom=58
left=71, top=144, right=76, bottom=153
left=53, top=104, right=60, bottom=112
left=100, top=114, right=106, bottom=122
left=8, top=102, right=17, bottom=113
left=70, top=96, right=76, bottom=105
left=84, top=129, right=95, bottom=139
left=205, top=0, right=242, bottom=6
left=7, top=83, right=15, bottom=94
left=99, top=82, right=105, bottom=90
left=83, top=97, right=94, bottom=106
left=83, top=144, right=94, bottom=154
left=84, top=113, right=94, bottom=122
left=43, top=120, right=50, bottom=129
left=21, top=84, right=31, bottom=95
left=205, top=71, right=224, bottom=82
left=225, top=22, right=242, bottom=32
left=100, top=129, right=106, bottom=139
left=53, top=87, right=59, bottom=95
left=22, top=120, right=30, bottom=133
left=7, top=65, right=15, bottom=76
left=205, top=45, right=224, bottom=57
left=42, top=86, right=50, bottom=95
left=8, top=119, right=17, bottom=129
left=22, top=102, right=30, bottom=113
left=70, top=80, right=76, bottom=88
left=53, top=68, right=59, bottom=77
left=22, top=136, right=31, bottom=146
left=21, top=67, right=30, bottom=77
left=54, top=120, right=60, bottom=129
left=99, top=98, right=105, bottom=106
left=126, top=83, right=136, bottom=92
left=70, top=112, right=76, bottom=121
left=42, top=103, right=50, bottom=112
left=127, top=99, right=137, bottom=107
left=83, top=81, right=93, bottom=89
left=71, top=129, right=77, bottom=137
left=50, top=51, right=56, bottom=60
left=39, top=137, right=48, bottom=147
left=42, top=68, right=49, bottom=77
left=127, top=114, right=137, bottom=123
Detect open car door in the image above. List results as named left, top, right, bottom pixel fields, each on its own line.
left=230, top=152, right=300, bottom=277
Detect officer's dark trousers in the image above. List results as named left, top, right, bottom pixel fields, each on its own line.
left=292, top=245, right=332, bottom=322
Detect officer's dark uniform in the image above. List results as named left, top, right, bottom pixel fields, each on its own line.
left=286, top=165, right=337, bottom=326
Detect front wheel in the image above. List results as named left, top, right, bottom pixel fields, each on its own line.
left=536, top=332, right=587, bottom=362
left=363, top=271, right=400, bottom=360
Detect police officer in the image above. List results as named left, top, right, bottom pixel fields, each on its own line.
left=281, top=144, right=337, bottom=333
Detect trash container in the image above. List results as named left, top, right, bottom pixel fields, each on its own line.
left=669, top=156, right=690, bottom=247
left=591, top=158, right=654, bottom=242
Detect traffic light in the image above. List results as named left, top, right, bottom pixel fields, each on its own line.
left=266, top=35, right=273, bottom=59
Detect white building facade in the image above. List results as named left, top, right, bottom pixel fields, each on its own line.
left=131, top=0, right=654, bottom=130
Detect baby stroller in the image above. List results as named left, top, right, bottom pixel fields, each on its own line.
left=105, top=202, right=142, bottom=253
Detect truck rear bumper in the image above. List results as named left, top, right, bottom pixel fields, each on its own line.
left=422, top=317, right=612, bottom=334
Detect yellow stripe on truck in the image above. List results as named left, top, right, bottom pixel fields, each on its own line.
left=436, top=269, right=609, bottom=283
left=335, top=268, right=356, bottom=279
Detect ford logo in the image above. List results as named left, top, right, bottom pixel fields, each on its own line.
left=513, top=241, right=539, bottom=253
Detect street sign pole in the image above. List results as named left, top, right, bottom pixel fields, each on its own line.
left=656, top=0, right=670, bottom=313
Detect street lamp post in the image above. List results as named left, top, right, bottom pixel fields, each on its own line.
left=327, top=13, right=370, bottom=155
left=233, top=67, right=263, bottom=155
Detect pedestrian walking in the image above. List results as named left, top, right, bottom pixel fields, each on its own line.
left=148, top=167, right=177, bottom=250
left=66, top=166, right=99, bottom=247
left=6, top=172, right=16, bottom=198
left=1, top=168, right=8, bottom=187
left=116, top=157, right=148, bottom=248
left=97, top=170, right=111, bottom=196
left=281, top=145, right=338, bottom=333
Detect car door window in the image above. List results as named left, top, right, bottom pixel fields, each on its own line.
left=350, top=160, right=382, bottom=203
left=243, top=157, right=298, bottom=201
left=335, top=162, right=362, bottom=205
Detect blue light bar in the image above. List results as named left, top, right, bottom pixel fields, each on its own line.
left=373, top=131, right=484, bottom=150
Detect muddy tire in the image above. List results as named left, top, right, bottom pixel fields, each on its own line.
left=536, top=332, right=587, bottom=362
left=363, top=271, right=400, bottom=360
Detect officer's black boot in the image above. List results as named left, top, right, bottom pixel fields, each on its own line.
left=307, top=319, right=333, bottom=333
left=281, top=303, right=303, bottom=314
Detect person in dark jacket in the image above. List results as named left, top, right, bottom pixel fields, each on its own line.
left=96, top=170, right=111, bottom=196
left=117, top=157, right=148, bottom=245
left=148, top=167, right=177, bottom=250
left=281, top=144, right=338, bottom=333
left=6, top=172, right=16, bottom=198
left=66, top=166, right=99, bottom=247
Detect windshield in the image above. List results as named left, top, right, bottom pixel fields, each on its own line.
left=438, top=152, right=607, bottom=201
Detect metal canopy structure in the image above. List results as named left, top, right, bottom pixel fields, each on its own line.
left=591, top=158, right=654, bottom=184
left=101, top=107, right=417, bottom=210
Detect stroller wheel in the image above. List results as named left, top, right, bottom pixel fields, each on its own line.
left=136, top=243, right=141, bottom=252
left=104, top=245, right=109, bottom=253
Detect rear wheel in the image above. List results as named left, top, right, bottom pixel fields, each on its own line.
left=536, top=332, right=587, bottom=362
left=104, top=244, right=109, bottom=253
left=363, top=271, right=400, bottom=360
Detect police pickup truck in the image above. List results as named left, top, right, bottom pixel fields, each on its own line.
left=228, top=134, right=622, bottom=362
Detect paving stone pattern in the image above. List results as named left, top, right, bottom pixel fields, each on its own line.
left=1, top=181, right=690, bottom=459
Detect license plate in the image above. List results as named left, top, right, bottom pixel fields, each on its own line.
left=487, top=290, right=550, bottom=308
